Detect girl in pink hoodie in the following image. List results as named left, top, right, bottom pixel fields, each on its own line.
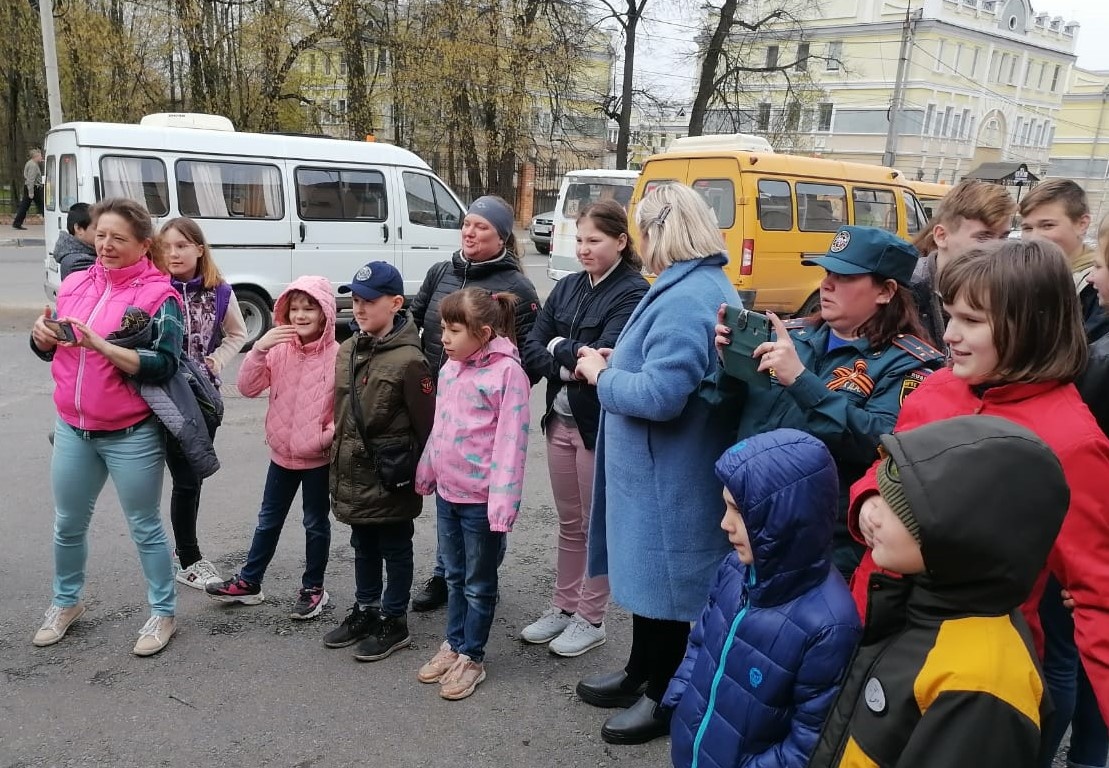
left=206, top=276, right=339, bottom=621
left=415, top=288, right=531, bottom=700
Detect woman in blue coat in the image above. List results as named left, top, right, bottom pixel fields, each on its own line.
left=574, top=183, right=741, bottom=745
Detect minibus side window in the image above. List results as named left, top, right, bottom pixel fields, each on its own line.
left=757, top=179, right=793, bottom=231
left=402, top=172, right=462, bottom=229
left=691, top=179, right=736, bottom=228
left=176, top=160, right=283, bottom=219
left=903, top=191, right=927, bottom=235
left=59, top=154, right=78, bottom=211
left=100, top=156, right=169, bottom=216
left=45, top=156, right=56, bottom=211
left=642, top=179, right=678, bottom=198
left=852, top=187, right=897, bottom=233
left=296, top=168, right=388, bottom=221
left=796, top=183, right=847, bottom=232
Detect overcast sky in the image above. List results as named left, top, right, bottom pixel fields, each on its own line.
left=636, top=0, right=1109, bottom=109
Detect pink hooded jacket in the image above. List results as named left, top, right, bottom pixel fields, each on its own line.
left=415, top=335, right=530, bottom=532
left=237, top=276, right=339, bottom=470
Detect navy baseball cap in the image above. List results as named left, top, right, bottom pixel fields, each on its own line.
left=338, top=261, right=404, bottom=300
left=802, top=226, right=919, bottom=286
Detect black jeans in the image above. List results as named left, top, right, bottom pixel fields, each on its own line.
left=12, top=186, right=43, bottom=227
left=350, top=521, right=414, bottom=618
left=239, top=462, right=331, bottom=590
left=625, top=614, right=692, bottom=702
left=165, top=424, right=218, bottom=569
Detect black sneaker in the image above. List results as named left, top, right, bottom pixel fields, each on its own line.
left=353, top=615, right=411, bottom=662
left=323, top=604, right=380, bottom=648
left=411, top=575, right=447, bottom=612
left=289, top=587, right=330, bottom=620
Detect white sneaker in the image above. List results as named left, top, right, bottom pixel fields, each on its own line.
left=175, top=559, right=223, bottom=590
left=549, top=615, right=606, bottom=657
left=133, top=615, right=176, bottom=656
left=520, top=608, right=573, bottom=644
left=32, top=603, right=87, bottom=647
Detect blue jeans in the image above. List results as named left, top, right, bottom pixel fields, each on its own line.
left=239, top=462, right=331, bottom=590
left=1041, top=574, right=1108, bottom=768
left=433, top=530, right=508, bottom=578
left=51, top=417, right=175, bottom=616
left=351, top=521, right=414, bottom=618
left=436, top=495, right=505, bottom=662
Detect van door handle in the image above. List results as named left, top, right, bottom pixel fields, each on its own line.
left=299, top=222, right=306, bottom=242
left=382, top=224, right=390, bottom=243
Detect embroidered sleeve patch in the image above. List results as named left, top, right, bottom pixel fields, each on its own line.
left=899, top=369, right=928, bottom=405
left=420, top=376, right=434, bottom=395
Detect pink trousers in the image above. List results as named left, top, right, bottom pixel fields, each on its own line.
left=546, top=415, right=609, bottom=624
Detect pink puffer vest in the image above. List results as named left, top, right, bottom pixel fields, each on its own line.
left=53, top=257, right=180, bottom=431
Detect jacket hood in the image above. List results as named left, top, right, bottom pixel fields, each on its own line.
left=714, top=428, right=838, bottom=606
left=461, top=334, right=521, bottom=368
left=274, top=275, right=337, bottom=350
left=356, top=311, right=421, bottom=353
left=879, top=415, right=1069, bottom=615
left=53, top=231, right=95, bottom=262
left=451, top=249, right=523, bottom=278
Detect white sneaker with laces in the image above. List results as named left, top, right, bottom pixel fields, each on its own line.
left=133, top=615, right=176, bottom=656
left=32, top=603, right=86, bottom=647
left=549, top=614, right=606, bottom=657
left=519, top=608, right=573, bottom=644
left=175, top=559, right=222, bottom=590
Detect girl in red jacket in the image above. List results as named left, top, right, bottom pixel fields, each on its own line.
left=848, top=239, right=1109, bottom=728
left=206, top=276, right=340, bottom=620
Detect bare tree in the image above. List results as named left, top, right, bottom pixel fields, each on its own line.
left=594, top=0, right=648, bottom=170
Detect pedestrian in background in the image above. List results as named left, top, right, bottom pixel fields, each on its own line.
left=573, top=183, right=740, bottom=745
left=324, top=261, right=435, bottom=663
left=206, top=276, right=338, bottom=620
left=160, top=217, right=247, bottom=590
left=12, top=148, right=44, bottom=230
left=414, top=288, right=530, bottom=701
left=811, top=416, right=1070, bottom=768
left=662, top=430, right=861, bottom=768
left=846, top=239, right=1109, bottom=740
left=409, top=195, right=541, bottom=613
left=30, top=197, right=182, bottom=656
left=53, top=203, right=97, bottom=280
left=908, top=179, right=1015, bottom=346
left=518, top=200, right=648, bottom=658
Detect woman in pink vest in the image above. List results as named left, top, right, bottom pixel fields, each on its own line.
left=29, top=198, right=184, bottom=657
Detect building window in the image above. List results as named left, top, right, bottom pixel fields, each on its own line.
left=1051, top=64, right=1061, bottom=91
left=953, top=43, right=963, bottom=74
left=935, top=40, right=945, bottom=72
left=1007, top=55, right=1018, bottom=85
left=766, top=45, right=779, bottom=68
left=817, top=103, right=833, bottom=132
left=1038, top=63, right=1048, bottom=90
left=923, top=104, right=935, bottom=135
left=324, top=56, right=332, bottom=75
left=940, top=106, right=953, bottom=136
left=787, top=101, right=801, bottom=130
left=1046, top=125, right=1056, bottom=149
left=997, top=53, right=1009, bottom=83
left=1013, top=117, right=1024, bottom=145
left=952, top=112, right=962, bottom=139
left=960, top=108, right=972, bottom=139
left=796, top=42, right=809, bottom=71
left=758, top=103, right=771, bottom=131
left=1034, top=122, right=1044, bottom=146
left=826, top=41, right=842, bottom=71
left=970, top=47, right=980, bottom=78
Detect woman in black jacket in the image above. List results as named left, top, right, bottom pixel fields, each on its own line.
left=517, top=200, right=649, bottom=657
left=408, top=194, right=543, bottom=611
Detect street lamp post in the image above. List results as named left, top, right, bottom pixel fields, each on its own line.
left=37, top=0, right=64, bottom=126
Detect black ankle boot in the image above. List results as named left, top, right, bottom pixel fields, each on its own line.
left=353, top=615, right=411, bottom=662
left=411, top=576, right=448, bottom=612
left=600, top=694, right=671, bottom=745
left=576, top=670, right=647, bottom=709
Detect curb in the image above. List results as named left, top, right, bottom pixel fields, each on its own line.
left=0, top=238, right=45, bottom=247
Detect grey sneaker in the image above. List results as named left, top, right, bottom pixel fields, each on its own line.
left=519, top=608, right=573, bottom=644
left=549, top=615, right=606, bottom=657
left=32, top=603, right=87, bottom=647
left=133, top=615, right=176, bottom=656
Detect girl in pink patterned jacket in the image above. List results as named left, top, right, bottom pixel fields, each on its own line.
left=206, top=275, right=339, bottom=621
left=415, top=287, right=530, bottom=701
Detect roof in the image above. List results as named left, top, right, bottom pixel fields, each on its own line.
left=47, top=121, right=431, bottom=169
left=962, top=162, right=1039, bottom=184
left=565, top=169, right=640, bottom=179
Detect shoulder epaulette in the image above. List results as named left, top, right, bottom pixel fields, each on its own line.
left=892, top=333, right=944, bottom=362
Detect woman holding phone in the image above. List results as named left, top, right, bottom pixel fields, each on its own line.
left=711, top=225, right=943, bottom=579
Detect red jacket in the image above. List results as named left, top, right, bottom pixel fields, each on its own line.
left=847, top=368, right=1109, bottom=720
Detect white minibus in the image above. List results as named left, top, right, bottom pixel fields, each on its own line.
left=546, top=169, right=639, bottom=280
left=43, top=113, right=464, bottom=345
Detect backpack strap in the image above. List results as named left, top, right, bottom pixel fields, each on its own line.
left=206, top=283, right=233, bottom=356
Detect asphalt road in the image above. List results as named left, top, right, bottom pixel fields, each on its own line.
left=0, top=242, right=672, bottom=767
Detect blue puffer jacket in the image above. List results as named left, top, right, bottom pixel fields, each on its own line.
left=662, top=429, right=862, bottom=768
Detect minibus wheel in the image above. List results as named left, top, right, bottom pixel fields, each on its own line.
left=235, top=288, right=272, bottom=351
left=797, top=291, right=821, bottom=318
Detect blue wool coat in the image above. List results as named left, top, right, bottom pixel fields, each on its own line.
left=663, top=429, right=862, bottom=768
left=587, top=253, right=740, bottom=621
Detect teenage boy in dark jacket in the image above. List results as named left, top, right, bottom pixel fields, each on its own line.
left=325, top=261, right=436, bottom=661
left=809, top=415, right=1069, bottom=768
left=53, top=203, right=97, bottom=280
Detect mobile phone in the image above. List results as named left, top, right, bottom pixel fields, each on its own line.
left=721, top=305, right=772, bottom=388
left=44, top=317, right=78, bottom=343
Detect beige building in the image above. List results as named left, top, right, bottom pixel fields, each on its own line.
left=733, top=0, right=1080, bottom=184
left=1047, top=67, right=1109, bottom=222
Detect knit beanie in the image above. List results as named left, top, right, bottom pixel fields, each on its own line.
left=876, top=454, right=921, bottom=543
left=467, top=196, right=514, bottom=242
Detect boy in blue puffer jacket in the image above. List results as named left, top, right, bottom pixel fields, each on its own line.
left=662, top=429, right=861, bottom=768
